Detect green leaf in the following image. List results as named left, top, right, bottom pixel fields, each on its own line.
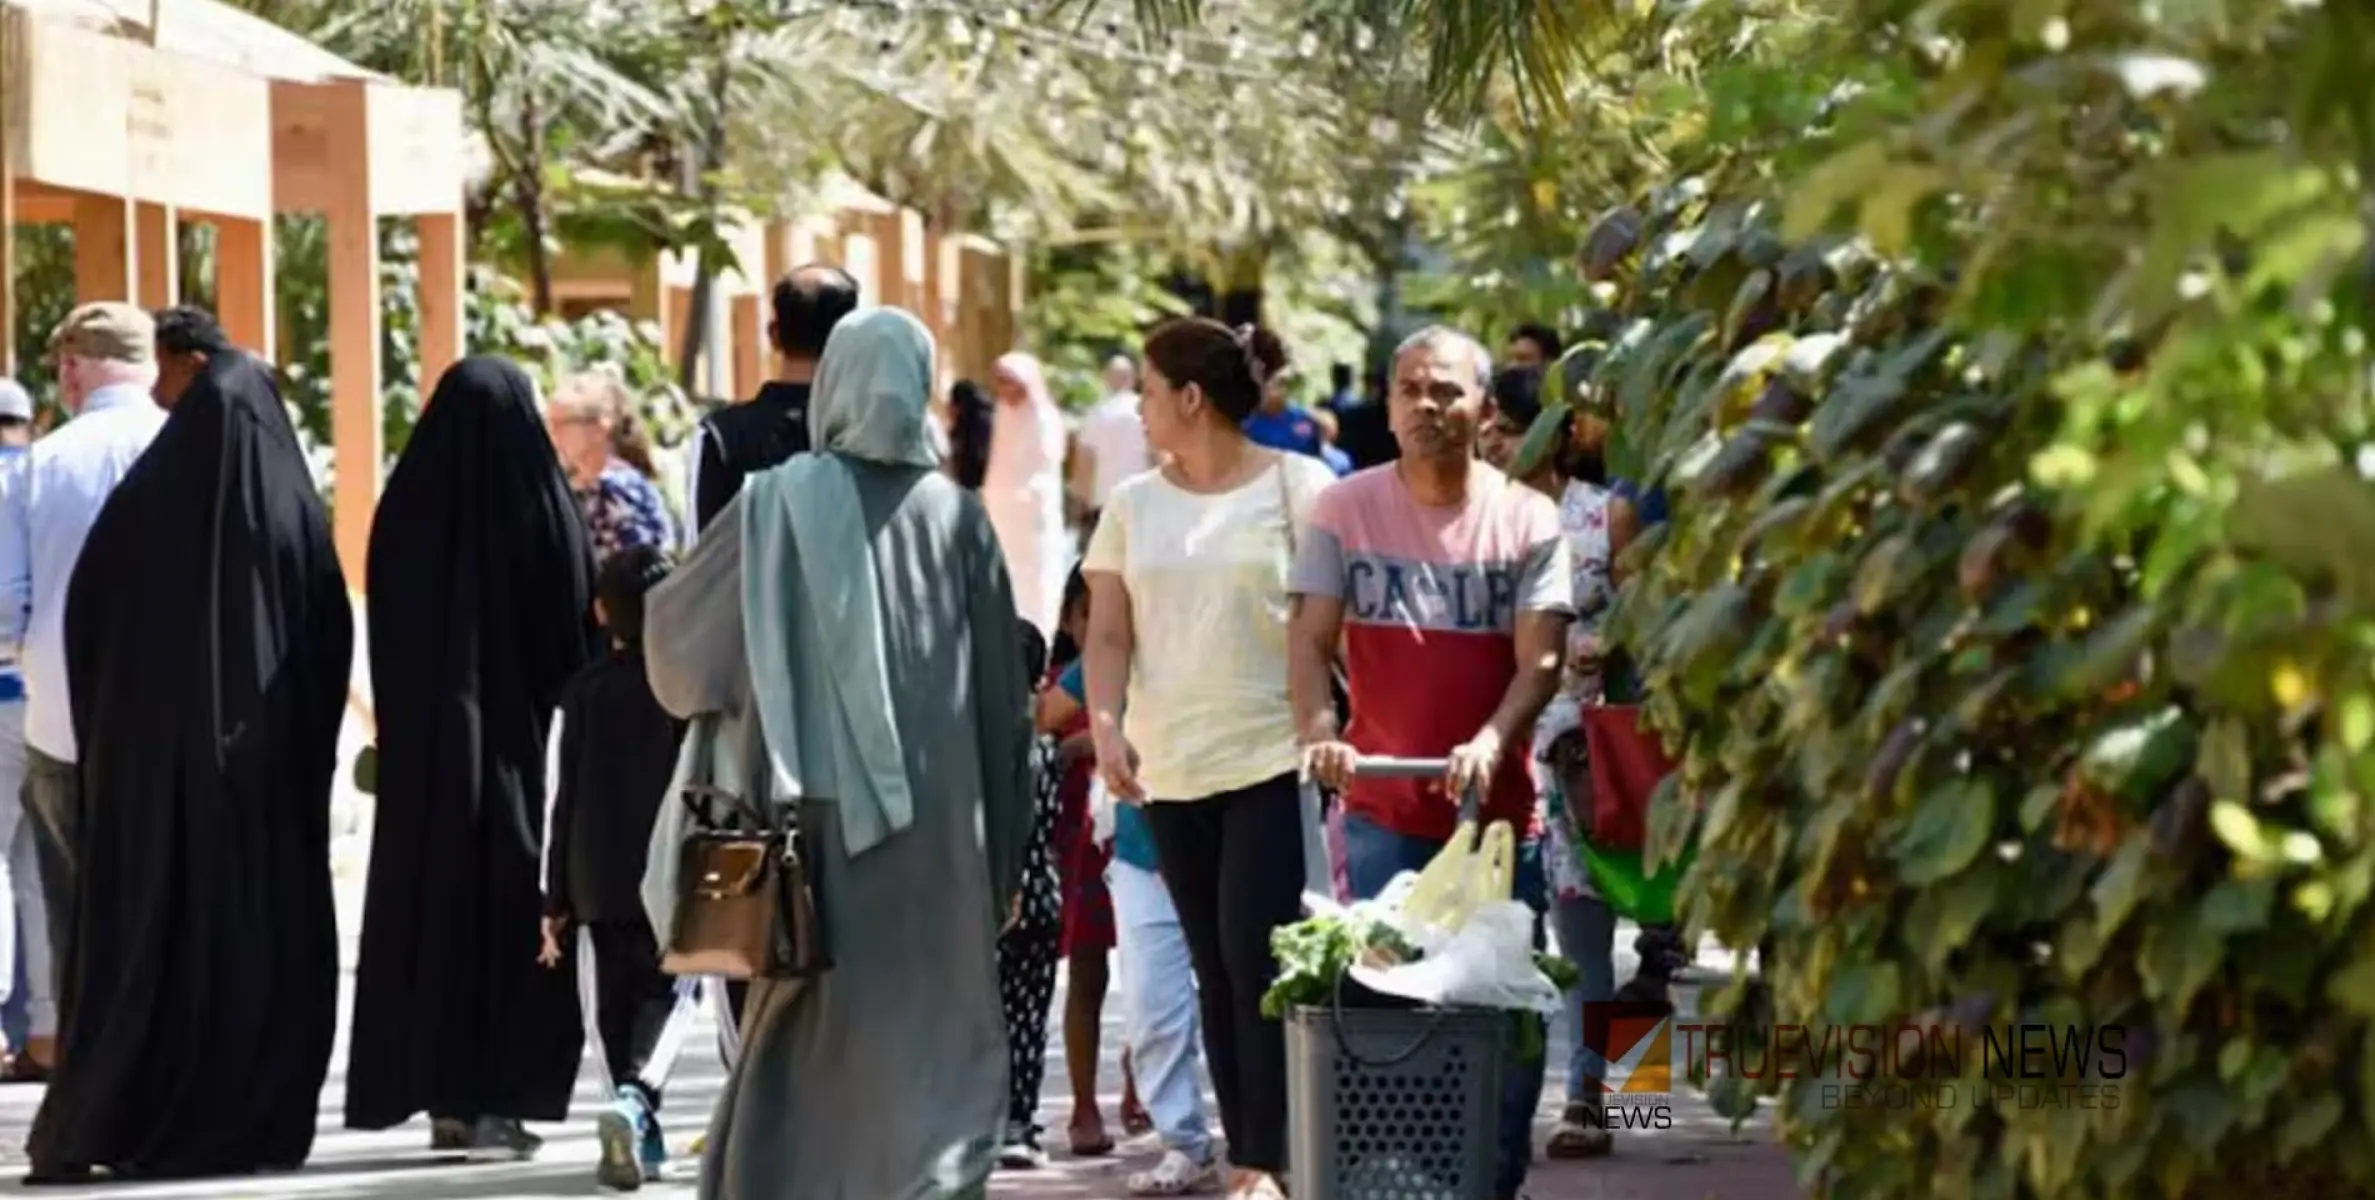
left=2217, top=1038, right=2252, bottom=1081
left=2198, top=878, right=2274, bottom=933
left=1784, top=141, right=1890, bottom=241
left=2137, top=910, right=2222, bottom=1012
left=1707, top=1071, right=1760, bottom=1122
left=2326, top=947, right=2375, bottom=1018
left=2340, top=693, right=2375, bottom=754
left=1824, top=961, right=1903, bottom=1025
left=1893, top=778, right=1997, bottom=885
left=2019, top=782, right=2061, bottom=832
left=2163, top=1081, right=2238, bottom=1146
left=1907, top=866, right=1997, bottom=973
left=2210, top=801, right=2280, bottom=865
left=2230, top=467, right=2375, bottom=609
left=2091, top=834, right=2154, bottom=937
left=2199, top=719, right=2253, bottom=805
left=2048, top=608, right=2158, bottom=702
left=2278, top=1094, right=2345, bottom=1163
left=1859, top=165, right=1945, bottom=257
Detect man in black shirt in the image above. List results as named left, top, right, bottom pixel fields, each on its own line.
left=678, top=264, right=856, bottom=1065
left=1332, top=366, right=1399, bottom=470
left=683, top=263, right=861, bottom=542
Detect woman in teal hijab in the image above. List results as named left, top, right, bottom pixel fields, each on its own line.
left=641, top=307, right=1037, bottom=1200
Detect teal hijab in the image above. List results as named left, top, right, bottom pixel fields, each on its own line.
left=740, top=307, right=941, bottom=858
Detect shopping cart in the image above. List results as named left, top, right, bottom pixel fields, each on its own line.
left=1286, top=756, right=1511, bottom=1200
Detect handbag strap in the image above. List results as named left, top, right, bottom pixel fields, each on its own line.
left=1274, top=454, right=1354, bottom=716
left=686, top=712, right=719, bottom=790
left=1274, top=454, right=1297, bottom=559
left=682, top=713, right=770, bottom=832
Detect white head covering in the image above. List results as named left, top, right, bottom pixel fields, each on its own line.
left=983, top=351, right=1069, bottom=633
left=809, top=308, right=942, bottom=470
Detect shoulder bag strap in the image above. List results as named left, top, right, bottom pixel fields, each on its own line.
left=680, top=712, right=763, bottom=831
left=1274, top=453, right=1297, bottom=558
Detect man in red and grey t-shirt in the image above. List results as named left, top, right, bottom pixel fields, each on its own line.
left=1289, top=325, right=1572, bottom=1200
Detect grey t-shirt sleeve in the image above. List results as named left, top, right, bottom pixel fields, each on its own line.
left=1518, top=531, right=1576, bottom=614
left=1290, top=522, right=1346, bottom=599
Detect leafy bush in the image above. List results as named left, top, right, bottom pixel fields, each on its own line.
left=1526, top=3, right=2375, bottom=1197
left=276, top=222, right=692, bottom=459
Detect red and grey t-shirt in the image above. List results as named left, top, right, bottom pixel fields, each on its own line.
left=1290, top=464, right=1573, bottom=842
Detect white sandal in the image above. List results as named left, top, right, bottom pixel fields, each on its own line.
left=1127, top=1149, right=1221, bottom=1195
left=1228, top=1170, right=1289, bottom=1199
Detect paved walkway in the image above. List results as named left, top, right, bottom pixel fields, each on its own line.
left=0, top=808, right=1799, bottom=1198
left=0, top=963, right=1795, bottom=1198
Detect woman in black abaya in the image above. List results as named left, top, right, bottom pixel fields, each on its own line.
left=27, top=354, right=353, bottom=1182
left=346, top=356, right=597, bottom=1156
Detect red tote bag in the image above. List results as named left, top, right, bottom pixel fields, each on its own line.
left=1579, top=704, right=1678, bottom=852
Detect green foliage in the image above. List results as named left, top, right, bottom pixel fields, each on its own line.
left=5, top=226, right=75, bottom=415
left=1404, top=3, right=1845, bottom=344
left=1023, top=245, right=1192, bottom=408
left=1521, top=1, right=2375, bottom=1196
left=262, top=220, right=690, bottom=480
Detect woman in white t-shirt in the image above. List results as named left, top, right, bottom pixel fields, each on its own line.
left=1081, top=317, right=1335, bottom=1200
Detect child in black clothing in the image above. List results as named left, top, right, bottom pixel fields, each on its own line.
left=996, top=619, right=1066, bottom=1168
left=539, top=544, right=687, bottom=1192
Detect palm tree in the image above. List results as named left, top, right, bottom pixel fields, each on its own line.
left=1082, top=0, right=1606, bottom=118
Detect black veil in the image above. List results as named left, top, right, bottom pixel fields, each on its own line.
left=33, top=353, right=353, bottom=1176
left=345, top=355, right=597, bottom=1129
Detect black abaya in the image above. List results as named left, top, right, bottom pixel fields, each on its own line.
left=346, top=356, right=598, bottom=1131
left=30, top=354, right=353, bottom=1177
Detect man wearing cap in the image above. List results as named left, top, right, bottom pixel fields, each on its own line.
left=0, top=304, right=170, bottom=1022
left=0, top=379, right=39, bottom=1080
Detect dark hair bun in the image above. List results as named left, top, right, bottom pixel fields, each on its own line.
left=1142, top=317, right=1291, bottom=424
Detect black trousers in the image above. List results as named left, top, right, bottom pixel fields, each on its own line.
left=587, top=919, right=678, bottom=1107
left=1144, top=772, right=1306, bottom=1173
left=997, top=923, right=1061, bottom=1127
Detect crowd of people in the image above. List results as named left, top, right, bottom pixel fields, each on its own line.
left=0, top=263, right=1680, bottom=1200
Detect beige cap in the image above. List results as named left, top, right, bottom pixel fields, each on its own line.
left=47, top=302, right=156, bottom=366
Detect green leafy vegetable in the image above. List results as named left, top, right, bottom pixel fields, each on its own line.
left=1262, top=913, right=1419, bottom=1019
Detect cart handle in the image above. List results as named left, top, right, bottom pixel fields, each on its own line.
left=1320, top=753, right=1499, bottom=1068
left=1341, top=756, right=1484, bottom=828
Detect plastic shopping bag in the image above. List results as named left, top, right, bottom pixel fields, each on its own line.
left=1351, top=898, right=1564, bottom=1016
left=1400, top=817, right=1516, bottom=933
left=1580, top=839, right=1695, bottom=926
left=1089, top=776, right=1117, bottom=847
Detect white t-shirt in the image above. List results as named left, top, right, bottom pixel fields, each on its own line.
left=1080, top=391, right=1152, bottom=508
left=1533, top=478, right=1615, bottom=763
left=1082, top=453, right=1338, bottom=801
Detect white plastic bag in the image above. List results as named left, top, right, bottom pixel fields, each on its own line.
left=1352, top=899, right=1564, bottom=1016
left=1089, top=776, right=1117, bottom=847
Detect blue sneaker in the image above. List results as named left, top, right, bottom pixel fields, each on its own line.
left=595, top=1089, right=650, bottom=1191
left=636, top=1099, right=667, bottom=1182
